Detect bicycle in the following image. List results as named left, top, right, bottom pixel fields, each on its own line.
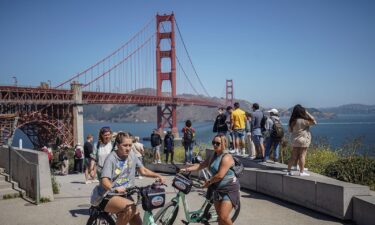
left=153, top=163, right=240, bottom=225
left=86, top=181, right=167, bottom=225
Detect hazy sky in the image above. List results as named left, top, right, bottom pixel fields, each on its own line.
left=1, top=0, right=374, bottom=108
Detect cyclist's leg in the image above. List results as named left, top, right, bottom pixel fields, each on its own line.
left=214, top=200, right=234, bottom=225
left=104, top=196, right=140, bottom=225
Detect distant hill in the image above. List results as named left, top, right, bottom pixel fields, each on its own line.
left=319, top=104, right=375, bottom=114
left=83, top=90, right=254, bottom=123
left=276, top=107, right=336, bottom=119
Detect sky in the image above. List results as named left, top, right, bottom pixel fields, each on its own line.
left=1, top=0, right=374, bottom=108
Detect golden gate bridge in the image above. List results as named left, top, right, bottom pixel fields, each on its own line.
left=0, top=13, right=234, bottom=149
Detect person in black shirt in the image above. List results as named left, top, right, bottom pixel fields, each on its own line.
left=213, top=107, right=228, bottom=135
left=84, top=134, right=97, bottom=184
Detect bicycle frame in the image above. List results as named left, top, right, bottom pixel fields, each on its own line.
left=143, top=210, right=157, bottom=225
left=171, top=190, right=213, bottom=223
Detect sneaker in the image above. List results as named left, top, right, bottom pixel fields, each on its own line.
left=286, top=171, right=292, bottom=176
left=300, top=172, right=310, bottom=176
left=248, top=156, right=256, bottom=160
left=85, top=180, right=91, bottom=184
left=92, top=179, right=99, bottom=183
left=138, top=175, right=143, bottom=179
left=241, top=148, right=246, bottom=156
left=293, top=165, right=309, bottom=171
left=229, top=149, right=236, bottom=154
left=157, top=160, right=162, bottom=164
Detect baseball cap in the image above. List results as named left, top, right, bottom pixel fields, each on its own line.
left=267, top=108, right=279, bottom=114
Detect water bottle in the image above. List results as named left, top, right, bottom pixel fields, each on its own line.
left=19, top=139, right=23, bottom=149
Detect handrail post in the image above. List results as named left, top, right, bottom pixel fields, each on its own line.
left=35, top=165, right=40, bottom=205
left=8, top=146, right=12, bottom=182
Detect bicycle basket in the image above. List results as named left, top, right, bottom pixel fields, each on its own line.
left=141, top=185, right=165, bottom=211
left=172, top=173, right=193, bottom=194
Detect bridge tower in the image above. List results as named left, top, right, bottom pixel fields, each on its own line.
left=156, top=13, right=178, bottom=136
left=226, top=79, right=234, bottom=107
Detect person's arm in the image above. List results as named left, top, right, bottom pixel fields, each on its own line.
left=305, top=111, right=317, bottom=125
left=203, top=154, right=234, bottom=188
left=180, top=156, right=210, bottom=172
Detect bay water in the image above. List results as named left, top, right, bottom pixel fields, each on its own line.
left=12, top=114, right=375, bottom=156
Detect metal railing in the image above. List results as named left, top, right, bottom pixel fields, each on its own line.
left=8, top=146, right=40, bottom=205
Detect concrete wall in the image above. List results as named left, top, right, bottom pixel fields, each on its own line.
left=353, top=195, right=375, bottom=225
left=0, top=146, right=54, bottom=201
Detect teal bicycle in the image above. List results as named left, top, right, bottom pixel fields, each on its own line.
left=86, top=181, right=166, bottom=225
left=153, top=163, right=240, bottom=225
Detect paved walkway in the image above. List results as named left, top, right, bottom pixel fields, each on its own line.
left=0, top=173, right=352, bottom=225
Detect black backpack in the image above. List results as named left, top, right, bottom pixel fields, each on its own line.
left=271, top=119, right=284, bottom=140
left=183, top=128, right=194, bottom=144
left=151, top=133, right=161, bottom=147
left=59, top=151, right=66, bottom=161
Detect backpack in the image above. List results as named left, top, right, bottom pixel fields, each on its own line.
left=75, top=147, right=82, bottom=159
left=183, top=128, right=194, bottom=144
left=260, top=113, right=267, bottom=133
left=151, top=134, right=161, bottom=147
left=271, top=119, right=284, bottom=140
left=214, top=153, right=244, bottom=178
left=231, top=155, right=244, bottom=178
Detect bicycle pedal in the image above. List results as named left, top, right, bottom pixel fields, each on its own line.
left=181, top=220, right=190, bottom=225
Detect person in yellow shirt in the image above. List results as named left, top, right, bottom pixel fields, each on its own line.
left=231, top=102, right=247, bottom=155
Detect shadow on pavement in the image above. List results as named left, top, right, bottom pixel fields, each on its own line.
left=69, top=208, right=90, bottom=217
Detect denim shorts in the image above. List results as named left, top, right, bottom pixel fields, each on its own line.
left=252, top=135, right=264, bottom=145
left=233, top=129, right=245, bottom=139
left=152, top=146, right=160, bottom=153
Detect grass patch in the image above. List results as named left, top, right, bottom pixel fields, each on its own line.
left=3, top=193, right=20, bottom=200
left=40, top=197, right=51, bottom=203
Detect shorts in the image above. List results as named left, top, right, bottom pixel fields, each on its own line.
left=152, top=146, right=161, bottom=153
left=99, top=194, right=134, bottom=210
left=85, top=158, right=91, bottom=167
left=252, top=134, right=264, bottom=145
left=233, top=129, right=245, bottom=139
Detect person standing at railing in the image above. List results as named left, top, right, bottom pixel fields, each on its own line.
left=182, top=120, right=196, bottom=164
left=286, top=104, right=317, bottom=176
left=181, top=134, right=240, bottom=225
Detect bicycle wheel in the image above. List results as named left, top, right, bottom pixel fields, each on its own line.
left=202, top=200, right=240, bottom=224
left=86, top=210, right=115, bottom=225
left=153, top=201, right=179, bottom=225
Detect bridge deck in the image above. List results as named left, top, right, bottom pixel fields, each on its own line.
left=0, top=173, right=350, bottom=225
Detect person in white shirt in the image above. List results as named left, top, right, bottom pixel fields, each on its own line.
left=93, top=126, right=114, bottom=179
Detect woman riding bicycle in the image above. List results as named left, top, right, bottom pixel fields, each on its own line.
left=181, top=134, right=240, bottom=225
left=100, top=131, right=166, bottom=225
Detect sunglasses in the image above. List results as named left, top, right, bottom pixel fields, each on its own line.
left=212, top=141, right=221, bottom=146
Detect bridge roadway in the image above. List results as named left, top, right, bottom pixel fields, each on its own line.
left=0, top=173, right=351, bottom=225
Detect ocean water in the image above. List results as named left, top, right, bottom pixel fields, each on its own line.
left=12, top=114, right=375, bottom=155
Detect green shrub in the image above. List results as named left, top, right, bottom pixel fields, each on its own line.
left=305, top=147, right=340, bottom=174
left=324, top=155, right=375, bottom=190
left=51, top=175, right=60, bottom=194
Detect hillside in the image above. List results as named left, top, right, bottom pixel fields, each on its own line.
left=319, top=104, right=375, bottom=114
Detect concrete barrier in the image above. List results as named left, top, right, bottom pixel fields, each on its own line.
left=0, top=146, right=54, bottom=201
left=145, top=148, right=375, bottom=221
left=353, top=195, right=375, bottom=225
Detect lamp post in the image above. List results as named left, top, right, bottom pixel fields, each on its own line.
left=12, top=76, right=17, bottom=86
